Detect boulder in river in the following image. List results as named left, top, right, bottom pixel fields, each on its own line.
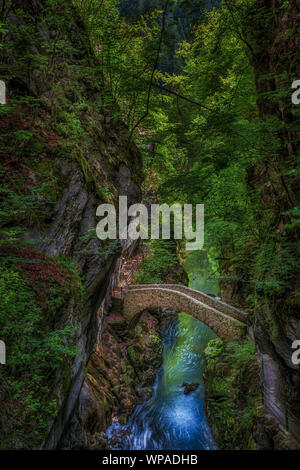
left=182, top=382, right=200, bottom=394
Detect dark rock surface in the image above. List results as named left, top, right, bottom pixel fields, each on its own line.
left=1, top=1, right=143, bottom=449
left=182, top=382, right=200, bottom=394
left=60, top=308, right=163, bottom=449
left=216, top=0, right=300, bottom=448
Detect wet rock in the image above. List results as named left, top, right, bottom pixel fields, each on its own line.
left=106, top=312, right=128, bottom=340
left=63, top=309, right=163, bottom=449
left=89, top=432, right=109, bottom=450
left=135, top=385, right=153, bottom=401
left=182, top=382, right=200, bottom=394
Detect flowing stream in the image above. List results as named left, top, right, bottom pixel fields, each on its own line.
left=106, top=250, right=219, bottom=450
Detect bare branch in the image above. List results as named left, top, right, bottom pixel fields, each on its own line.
left=153, top=84, right=212, bottom=111
left=129, top=0, right=170, bottom=139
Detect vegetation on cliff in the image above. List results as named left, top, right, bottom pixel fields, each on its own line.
left=204, top=339, right=261, bottom=449
left=86, top=0, right=299, bottom=445
left=80, top=308, right=163, bottom=449
left=0, top=0, right=299, bottom=450
left=0, top=249, right=81, bottom=448
left=133, top=239, right=188, bottom=285
left=79, top=0, right=299, bottom=318
left=0, top=0, right=142, bottom=449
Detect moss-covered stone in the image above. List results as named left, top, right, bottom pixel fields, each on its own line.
left=76, top=308, right=163, bottom=449
left=0, top=0, right=143, bottom=450
left=204, top=339, right=262, bottom=450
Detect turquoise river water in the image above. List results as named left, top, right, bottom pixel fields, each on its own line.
left=106, top=250, right=218, bottom=450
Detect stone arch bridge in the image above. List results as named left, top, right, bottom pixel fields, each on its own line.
left=120, top=284, right=248, bottom=341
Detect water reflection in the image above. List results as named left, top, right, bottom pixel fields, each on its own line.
left=183, top=250, right=220, bottom=297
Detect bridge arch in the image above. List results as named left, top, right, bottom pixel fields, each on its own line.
left=122, top=285, right=247, bottom=342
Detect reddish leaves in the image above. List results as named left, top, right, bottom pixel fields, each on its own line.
left=13, top=247, right=77, bottom=314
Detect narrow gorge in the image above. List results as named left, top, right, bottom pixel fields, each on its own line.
left=0, top=0, right=299, bottom=453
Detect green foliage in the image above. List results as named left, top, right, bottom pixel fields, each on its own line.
left=1, top=0, right=299, bottom=450
left=280, top=1, right=290, bottom=9
left=204, top=339, right=261, bottom=449
left=224, top=341, right=256, bottom=365
left=284, top=28, right=294, bottom=37
left=98, top=239, right=122, bottom=259
left=133, top=239, right=178, bottom=284
left=127, top=0, right=300, bottom=310
left=0, top=261, right=79, bottom=448
left=204, top=338, right=223, bottom=359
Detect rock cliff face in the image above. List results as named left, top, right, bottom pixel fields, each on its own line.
left=218, top=0, right=300, bottom=448
left=0, top=0, right=143, bottom=449
left=204, top=339, right=300, bottom=450
left=61, top=308, right=163, bottom=449
left=245, top=0, right=300, bottom=445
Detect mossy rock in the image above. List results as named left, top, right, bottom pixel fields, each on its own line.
left=182, top=382, right=200, bottom=394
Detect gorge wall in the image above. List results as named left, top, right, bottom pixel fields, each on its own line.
left=0, top=0, right=143, bottom=449
left=218, top=0, right=300, bottom=448
left=247, top=0, right=300, bottom=445
left=1, top=0, right=299, bottom=452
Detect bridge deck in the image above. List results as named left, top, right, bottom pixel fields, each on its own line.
left=129, top=284, right=248, bottom=324
left=122, top=284, right=248, bottom=341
